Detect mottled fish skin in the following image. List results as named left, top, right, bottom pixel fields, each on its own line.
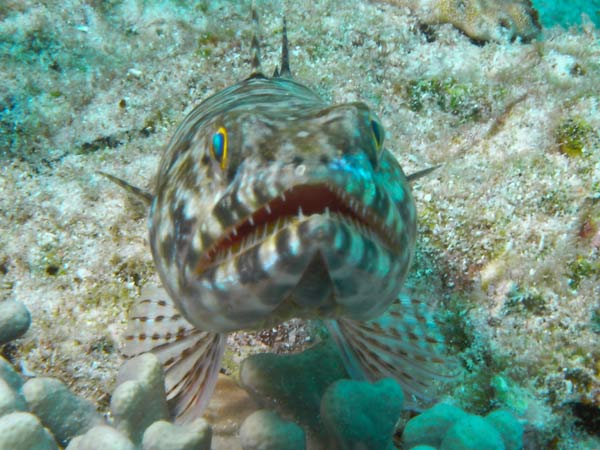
left=117, top=13, right=455, bottom=422
left=149, top=76, right=416, bottom=333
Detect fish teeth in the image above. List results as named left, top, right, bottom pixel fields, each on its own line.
left=325, top=206, right=330, bottom=218
left=265, top=204, right=271, bottom=214
left=249, top=216, right=255, bottom=226
left=298, top=206, right=304, bottom=219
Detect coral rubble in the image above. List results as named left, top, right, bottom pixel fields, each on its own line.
left=384, top=0, right=541, bottom=42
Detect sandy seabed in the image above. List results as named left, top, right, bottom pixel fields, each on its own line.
left=0, top=1, right=598, bottom=448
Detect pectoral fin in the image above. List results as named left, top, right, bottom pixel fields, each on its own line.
left=327, top=294, right=458, bottom=408
left=122, top=285, right=226, bottom=422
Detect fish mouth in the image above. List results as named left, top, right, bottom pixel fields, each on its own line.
left=195, top=183, right=399, bottom=274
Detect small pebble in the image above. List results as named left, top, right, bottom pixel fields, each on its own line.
left=402, top=403, right=469, bottom=449
left=240, top=410, right=305, bottom=450
left=111, top=353, right=169, bottom=444
left=0, top=299, right=31, bottom=344
left=0, top=356, right=23, bottom=391
left=127, top=68, right=143, bottom=78
left=23, top=377, right=104, bottom=446
left=142, top=418, right=212, bottom=450
left=0, top=378, right=27, bottom=416
left=440, top=415, right=505, bottom=450
left=66, top=425, right=135, bottom=450
left=0, top=411, right=58, bottom=450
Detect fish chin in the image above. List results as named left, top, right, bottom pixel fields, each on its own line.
left=180, top=182, right=409, bottom=329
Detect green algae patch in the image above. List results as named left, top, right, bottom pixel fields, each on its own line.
left=406, top=77, right=492, bottom=123
left=592, top=308, right=600, bottom=334
left=491, top=375, right=529, bottom=415
left=555, top=117, right=593, bottom=157
left=504, top=285, right=547, bottom=315
left=567, top=256, right=600, bottom=290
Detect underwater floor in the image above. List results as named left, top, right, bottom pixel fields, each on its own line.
left=0, top=1, right=599, bottom=449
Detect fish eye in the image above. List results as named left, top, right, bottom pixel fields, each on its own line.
left=370, top=119, right=384, bottom=150
left=210, top=127, right=228, bottom=169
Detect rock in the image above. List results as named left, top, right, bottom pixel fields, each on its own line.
left=0, top=299, right=31, bottom=344
left=240, top=340, right=347, bottom=431
left=402, top=402, right=469, bottom=449
left=0, top=378, right=27, bottom=416
left=23, top=377, right=104, bottom=446
left=111, top=353, right=169, bottom=444
left=320, top=378, right=403, bottom=450
left=66, top=425, right=135, bottom=450
left=239, top=410, right=305, bottom=450
left=485, top=410, right=523, bottom=450
left=0, top=356, right=24, bottom=391
left=0, top=412, right=58, bottom=450
left=385, top=0, right=541, bottom=43
left=142, top=418, right=212, bottom=450
left=440, top=415, right=505, bottom=450
left=205, top=374, right=259, bottom=450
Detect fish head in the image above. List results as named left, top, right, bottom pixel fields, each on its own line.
left=150, top=92, right=417, bottom=332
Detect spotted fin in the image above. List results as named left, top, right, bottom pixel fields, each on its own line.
left=327, top=294, right=458, bottom=408
left=122, top=285, right=226, bottom=422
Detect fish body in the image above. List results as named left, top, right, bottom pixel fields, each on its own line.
left=118, top=15, right=453, bottom=422
left=150, top=75, right=415, bottom=333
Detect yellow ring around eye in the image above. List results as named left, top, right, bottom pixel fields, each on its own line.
left=210, top=126, right=228, bottom=170
left=217, top=126, right=228, bottom=170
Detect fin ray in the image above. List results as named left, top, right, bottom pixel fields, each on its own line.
left=407, top=165, right=440, bottom=182
left=121, top=286, right=226, bottom=422
left=279, top=17, right=291, bottom=77
left=328, top=294, right=459, bottom=408
left=97, top=171, right=153, bottom=205
left=250, top=5, right=262, bottom=74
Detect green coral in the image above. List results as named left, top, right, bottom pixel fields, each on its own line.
left=555, top=116, right=593, bottom=157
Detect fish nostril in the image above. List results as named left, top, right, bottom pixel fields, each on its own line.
left=498, top=18, right=511, bottom=31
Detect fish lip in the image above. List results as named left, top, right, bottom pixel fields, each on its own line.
left=194, top=182, right=400, bottom=274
